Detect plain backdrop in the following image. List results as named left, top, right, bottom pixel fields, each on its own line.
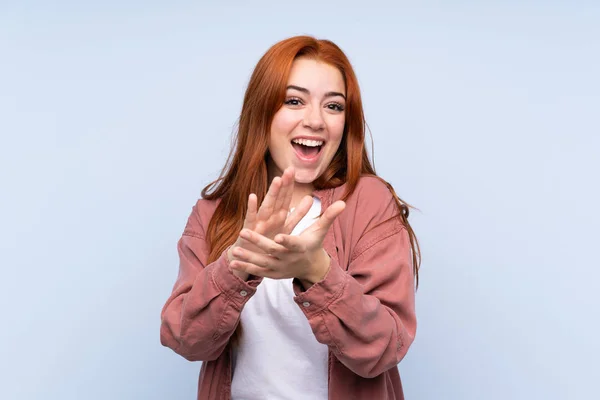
left=1, top=1, right=599, bottom=399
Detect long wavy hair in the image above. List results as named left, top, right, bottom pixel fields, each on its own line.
left=201, top=36, right=421, bottom=287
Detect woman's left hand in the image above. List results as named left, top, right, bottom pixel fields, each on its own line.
left=229, top=200, right=346, bottom=284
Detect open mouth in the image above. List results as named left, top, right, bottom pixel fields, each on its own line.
left=291, top=138, right=324, bottom=160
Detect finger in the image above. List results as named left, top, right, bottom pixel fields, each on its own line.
left=280, top=167, right=295, bottom=213
left=274, top=234, right=306, bottom=253
left=243, top=193, right=258, bottom=230
left=274, top=168, right=292, bottom=212
left=239, top=229, right=288, bottom=256
left=314, top=200, right=346, bottom=232
left=257, top=177, right=282, bottom=220
left=299, top=200, right=346, bottom=244
left=284, top=195, right=313, bottom=234
left=231, top=246, right=280, bottom=269
left=230, top=260, right=274, bottom=279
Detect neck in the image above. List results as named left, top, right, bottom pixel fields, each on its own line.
left=290, top=183, right=314, bottom=209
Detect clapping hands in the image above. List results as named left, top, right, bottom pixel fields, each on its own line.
left=227, top=166, right=346, bottom=284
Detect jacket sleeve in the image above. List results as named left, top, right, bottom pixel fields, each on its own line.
left=160, top=201, right=262, bottom=361
left=292, top=191, right=417, bottom=378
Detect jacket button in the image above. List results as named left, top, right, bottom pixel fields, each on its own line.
left=240, top=290, right=248, bottom=297
left=302, top=301, right=310, bottom=308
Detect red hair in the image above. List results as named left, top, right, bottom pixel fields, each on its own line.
left=201, top=36, right=421, bottom=286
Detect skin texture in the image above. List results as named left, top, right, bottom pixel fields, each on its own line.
left=228, top=58, right=348, bottom=287
left=267, top=57, right=346, bottom=207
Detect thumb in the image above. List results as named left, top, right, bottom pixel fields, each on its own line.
left=314, top=200, right=346, bottom=233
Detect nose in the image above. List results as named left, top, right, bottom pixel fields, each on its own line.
left=302, top=105, right=325, bottom=131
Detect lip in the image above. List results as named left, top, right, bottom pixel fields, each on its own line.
left=291, top=141, right=324, bottom=163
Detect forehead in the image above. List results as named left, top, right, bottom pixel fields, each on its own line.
left=287, top=58, right=345, bottom=94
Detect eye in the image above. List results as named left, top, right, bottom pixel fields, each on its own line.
left=284, top=97, right=304, bottom=106
left=326, top=102, right=345, bottom=112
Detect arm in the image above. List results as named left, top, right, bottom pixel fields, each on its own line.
left=292, top=199, right=416, bottom=378
left=160, top=204, right=262, bottom=362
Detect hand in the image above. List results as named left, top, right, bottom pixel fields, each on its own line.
left=229, top=200, right=346, bottom=283
left=228, top=167, right=312, bottom=280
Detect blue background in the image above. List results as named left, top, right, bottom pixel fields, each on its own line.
left=1, top=1, right=599, bottom=399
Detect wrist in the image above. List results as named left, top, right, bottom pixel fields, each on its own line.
left=231, top=268, right=250, bottom=281
left=302, top=249, right=331, bottom=285
left=226, top=245, right=249, bottom=281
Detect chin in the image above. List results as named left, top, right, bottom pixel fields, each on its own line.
left=293, top=170, right=320, bottom=184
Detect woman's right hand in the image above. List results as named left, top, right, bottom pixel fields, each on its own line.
left=228, top=166, right=312, bottom=280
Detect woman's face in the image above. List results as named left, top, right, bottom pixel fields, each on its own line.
left=267, top=57, right=346, bottom=187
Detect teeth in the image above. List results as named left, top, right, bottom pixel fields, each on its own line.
left=292, top=138, right=324, bottom=147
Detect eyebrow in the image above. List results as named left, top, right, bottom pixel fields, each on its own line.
left=287, top=85, right=346, bottom=100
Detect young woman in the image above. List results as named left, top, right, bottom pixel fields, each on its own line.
left=160, top=35, right=420, bottom=400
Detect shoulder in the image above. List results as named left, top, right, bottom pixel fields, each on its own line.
left=355, top=174, right=395, bottom=198
left=331, top=175, right=406, bottom=260
left=337, top=175, right=399, bottom=217
left=182, top=198, right=221, bottom=239
left=333, top=175, right=404, bottom=236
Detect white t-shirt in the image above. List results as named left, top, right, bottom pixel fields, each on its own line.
left=231, top=197, right=328, bottom=400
